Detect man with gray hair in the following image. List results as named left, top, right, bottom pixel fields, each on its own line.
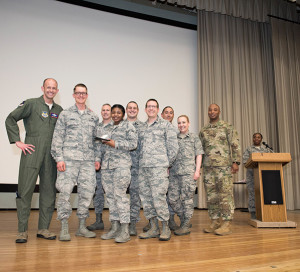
left=87, top=103, right=112, bottom=231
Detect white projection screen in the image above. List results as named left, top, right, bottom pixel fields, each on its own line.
left=0, top=0, right=198, bottom=185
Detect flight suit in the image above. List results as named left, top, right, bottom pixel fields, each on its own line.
left=5, top=95, right=63, bottom=232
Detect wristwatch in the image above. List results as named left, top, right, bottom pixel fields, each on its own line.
left=233, top=161, right=240, bottom=165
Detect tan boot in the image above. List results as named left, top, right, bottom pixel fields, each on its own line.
left=59, top=219, right=71, bottom=241
left=129, top=220, right=137, bottom=236
left=159, top=221, right=171, bottom=241
left=174, top=219, right=191, bottom=236
left=203, top=219, right=220, bottom=233
left=139, top=217, right=160, bottom=239
left=101, top=221, right=120, bottom=240
left=16, top=231, right=28, bottom=243
left=214, top=220, right=232, bottom=236
left=115, top=223, right=130, bottom=243
left=37, top=229, right=56, bottom=240
left=76, top=218, right=96, bottom=238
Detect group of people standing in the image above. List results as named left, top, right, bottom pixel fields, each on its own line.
left=6, top=78, right=269, bottom=244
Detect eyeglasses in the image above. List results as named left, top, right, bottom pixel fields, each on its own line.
left=146, top=105, right=157, bottom=109
left=74, top=92, right=87, bottom=96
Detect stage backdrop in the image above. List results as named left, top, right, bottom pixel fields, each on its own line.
left=0, top=0, right=198, bottom=185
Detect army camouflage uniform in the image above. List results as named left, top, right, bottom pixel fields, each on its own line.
left=51, top=104, right=99, bottom=220
left=100, top=120, right=137, bottom=224
left=169, top=132, right=204, bottom=221
left=243, top=145, right=270, bottom=213
left=126, top=119, right=144, bottom=223
left=93, top=121, right=113, bottom=214
left=5, top=96, right=63, bottom=232
left=200, top=120, right=241, bottom=221
left=138, top=116, right=179, bottom=222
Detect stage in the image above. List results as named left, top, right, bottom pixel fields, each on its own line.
left=0, top=209, right=300, bottom=272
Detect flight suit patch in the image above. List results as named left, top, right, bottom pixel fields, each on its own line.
left=18, top=101, right=25, bottom=107
left=51, top=113, right=58, bottom=118
left=42, top=111, right=48, bottom=118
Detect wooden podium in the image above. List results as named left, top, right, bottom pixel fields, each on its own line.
left=245, top=153, right=296, bottom=228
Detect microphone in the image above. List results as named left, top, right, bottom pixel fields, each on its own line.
left=262, top=141, right=273, bottom=151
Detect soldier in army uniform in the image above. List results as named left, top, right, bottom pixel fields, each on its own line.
left=125, top=101, right=144, bottom=236
left=51, top=83, right=100, bottom=241
left=200, top=104, right=241, bottom=236
left=138, top=99, right=179, bottom=241
left=169, top=115, right=204, bottom=236
left=87, top=104, right=112, bottom=231
left=100, top=104, right=137, bottom=243
left=243, top=133, right=270, bottom=219
left=5, top=78, right=63, bottom=243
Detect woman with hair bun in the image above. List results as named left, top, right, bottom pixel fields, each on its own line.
left=99, top=104, right=137, bottom=243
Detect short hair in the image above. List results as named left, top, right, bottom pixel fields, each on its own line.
left=111, top=104, right=125, bottom=117
left=162, top=106, right=174, bottom=114
left=208, top=103, right=220, bottom=111
left=102, top=103, right=111, bottom=108
left=126, top=101, right=139, bottom=109
left=177, top=115, right=190, bottom=123
left=145, top=98, right=159, bottom=109
left=253, top=132, right=263, bottom=139
left=43, top=78, right=58, bottom=88
left=73, top=83, right=87, bottom=93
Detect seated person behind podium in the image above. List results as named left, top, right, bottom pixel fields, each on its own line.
left=242, top=133, right=271, bottom=219
left=100, top=104, right=138, bottom=243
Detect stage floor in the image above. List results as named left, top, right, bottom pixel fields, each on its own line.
left=0, top=209, right=300, bottom=272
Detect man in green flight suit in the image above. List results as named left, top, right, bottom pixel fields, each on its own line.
left=5, top=78, right=63, bottom=243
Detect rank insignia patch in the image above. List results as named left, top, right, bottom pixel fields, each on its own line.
left=51, top=113, right=58, bottom=119
left=42, top=111, right=48, bottom=118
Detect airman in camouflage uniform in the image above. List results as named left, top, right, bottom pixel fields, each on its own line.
left=138, top=99, right=179, bottom=241
left=200, top=104, right=241, bottom=236
left=169, top=115, right=204, bottom=236
left=243, top=133, right=270, bottom=219
left=100, top=104, right=137, bottom=243
left=51, top=84, right=100, bottom=241
left=125, top=101, right=144, bottom=236
left=161, top=106, right=180, bottom=231
left=88, top=104, right=113, bottom=231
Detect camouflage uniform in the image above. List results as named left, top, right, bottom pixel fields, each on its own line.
left=169, top=132, right=204, bottom=221
left=167, top=124, right=179, bottom=218
left=139, top=116, right=179, bottom=222
left=51, top=104, right=99, bottom=220
left=93, top=121, right=113, bottom=214
left=243, top=145, right=270, bottom=212
left=200, top=120, right=241, bottom=221
left=126, top=119, right=144, bottom=222
left=100, top=120, right=137, bottom=224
